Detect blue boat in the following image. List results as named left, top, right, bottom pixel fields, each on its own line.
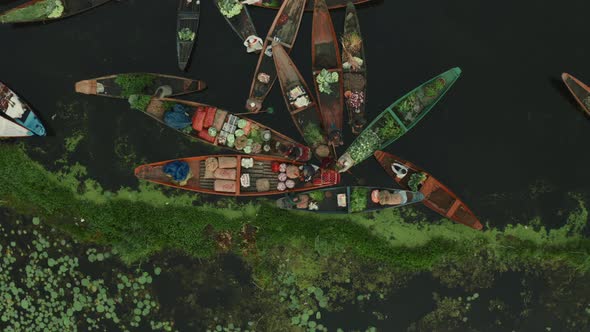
left=0, top=82, right=46, bottom=136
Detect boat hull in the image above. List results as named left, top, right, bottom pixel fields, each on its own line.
left=0, top=0, right=111, bottom=24
left=374, top=150, right=483, bottom=230
left=75, top=73, right=206, bottom=99
left=312, top=0, right=344, bottom=145
left=135, top=97, right=312, bottom=162
left=561, top=73, right=590, bottom=115
left=177, top=0, right=200, bottom=71
left=342, top=1, right=367, bottom=135
left=135, top=154, right=340, bottom=196
left=337, top=67, right=462, bottom=172
left=0, top=82, right=45, bottom=136
left=247, top=0, right=372, bottom=10
left=214, top=0, right=259, bottom=49
left=245, top=0, right=306, bottom=112
left=276, top=186, right=423, bottom=214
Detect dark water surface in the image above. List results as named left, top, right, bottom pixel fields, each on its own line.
left=0, top=1, right=589, bottom=222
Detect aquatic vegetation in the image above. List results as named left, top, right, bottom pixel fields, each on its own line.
left=115, top=73, right=156, bottom=98
left=0, top=216, right=173, bottom=331
left=64, top=131, right=84, bottom=153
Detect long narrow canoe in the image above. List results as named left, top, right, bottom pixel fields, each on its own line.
left=135, top=154, right=340, bottom=197
left=375, top=150, right=483, bottom=230
left=75, top=73, right=206, bottom=99
left=337, top=68, right=462, bottom=172
left=245, top=0, right=372, bottom=11
left=0, top=0, right=111, bottom=23
left=0, top=116, right=33, bottom=137
left=128, top=96, right=312, bottom=162
left=245, top=0, right=306, bottom=113
left=273, top=43, right=332, bottom=161
left=214, top=0, right=262, bottom=53
left=276, top=186, right=423, bottom=214
left=311, top=0, right=344, bottom=146
left=0, top=82, right=45, bottom=136
left=177, top=0, right=200, bottom=71
left=342, top=1, right=367, bottom=135
left=561, top=73, right=590, bottom=115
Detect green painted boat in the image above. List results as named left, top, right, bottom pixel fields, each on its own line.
left=337, top=67, right=462, bottom=172
left=276, top=186, right=423, bottom=214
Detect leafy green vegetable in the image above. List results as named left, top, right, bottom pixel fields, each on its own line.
left=178, top=28, right=196, bottom=42
left=308, top=191, right=325, bottom=203
left=424, top=78, right=446, bottom=97
left=114, top=74, right=156, bottom=98
left=378, top=113, right=403, bottom=142
left=347, top=129, right=380, bottom=162
left=316, top=69, right=339, bottom=95
left=127, top=95, right=152, bottom=112
left=217, top=0, right=243, bottom=18
left=350, top=188, right=369, bottom=213
left=303, top=123, right=325, bottom=146
left=408, top=173, right=427, bottom=192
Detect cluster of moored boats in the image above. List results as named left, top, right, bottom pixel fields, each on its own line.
left=6, top=0, right=588, bottom=230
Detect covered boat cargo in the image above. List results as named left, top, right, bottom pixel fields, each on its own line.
left=0, top=0, right=112, bottom=24
left=130, top=96, right=312, bottom=162
left=273, top=42, right=332, bottom=161
left=312, top=0, right=344, bottom=146
left=177, top=0, right=200, bottom=71
left=246, top=0, right=373, bottom=11
left=135, top=155, right=340, bottom=196
left=337, top=67, right=462, bottom=172
left=0, top=82, right=46, bottom=136
left=75, top=73, right=206, bottom=99
left=276, top=186, right=423, bottom=214
left=374, top=150, right=483, bottom=230
left=562, top=73, right=590, bottom=115
left=245, top=0, right=306, bottom=113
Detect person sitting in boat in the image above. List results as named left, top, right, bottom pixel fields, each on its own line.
left=277, top=143, right=303, bottom=161
left=371, top=190, right=407, bottom=206
left=328, top=129, right=343, bottom=147
left=244, top=35, right=263, bottom=53
left=336, top=153, right=354, bottom=173
left=163, top=160, right=192, bottom=186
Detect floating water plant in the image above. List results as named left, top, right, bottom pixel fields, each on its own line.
left=316, top=69, right=339, bottom=95
left=218, top=0, right=243, bottom=18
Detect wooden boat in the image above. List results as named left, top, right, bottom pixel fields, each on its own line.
left=0, top=116, right=33, bottom=137
left=177, top=0, right=200, bottom=71
left=273, top=43, right=332, bottom=161
left=135, top=154, right=340, bottom=197
left=561, top=73, right=590, bottom=115
left=0, top=82, right=45, bottom=136
left=128, top=96, right=312, bottom=162
left=245, top=0, right=306, bottom=113
left=0, top=0, right=111, bottom=23
left=246, top=0, right=372, bottom=11
left=311, top=0, right=344, bottom=146
left=342, top=1, right=367, bottom=135
left=214, top=0, right=261, bottom=52
left=75, top=73, right=206, bottom=99
left=337, top=68, right=462, bottom=172
left=276, top=186, right=423, bottom=214
left=374, top=151, right=483, bottom=230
